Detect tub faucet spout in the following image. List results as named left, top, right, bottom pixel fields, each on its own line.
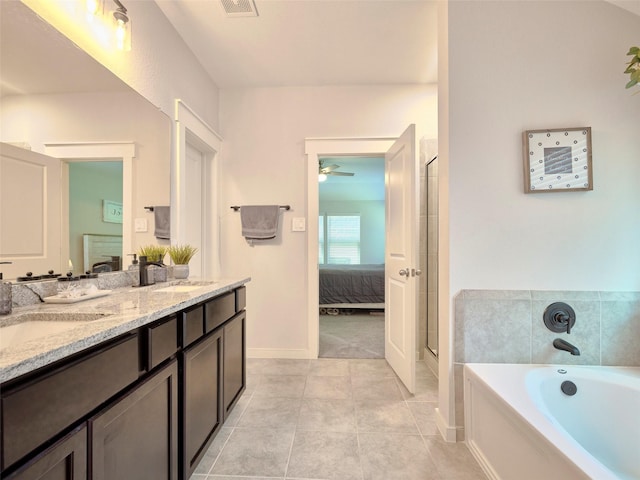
left=553, top=338, right=580, bottom=356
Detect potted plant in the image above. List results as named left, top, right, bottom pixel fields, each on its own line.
left=624, top=46, right=639, bottom=91
left=137, top=244, right=167, bottom=264
left=168, top=244, right=198, bottom=279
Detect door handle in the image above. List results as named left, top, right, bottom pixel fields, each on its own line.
left=412, top=269, right=422, bottom=277
left=399, top=268, right=410, bottom=277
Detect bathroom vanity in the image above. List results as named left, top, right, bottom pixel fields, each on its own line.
left=0, top=278, right=249, bottom=480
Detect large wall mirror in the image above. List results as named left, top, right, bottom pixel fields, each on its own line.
left=0, top=1, right=171, bottom=281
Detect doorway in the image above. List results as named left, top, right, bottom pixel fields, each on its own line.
left=45, top=142, right=135, bottom=273
left=317, top=155, right=385, bottom=358
left=67, top=160, right=123, bottom=274
left=305, top=137, right=395, bottom=361
left=173, top=100, right=221, bottom=279
left=306, top=128, right=420, bottom=393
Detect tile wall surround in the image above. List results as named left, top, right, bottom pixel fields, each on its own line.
left=454, top=289, right=640, bottom=436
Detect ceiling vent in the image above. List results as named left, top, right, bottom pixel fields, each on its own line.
left=220, top=0, right=258, bottom=17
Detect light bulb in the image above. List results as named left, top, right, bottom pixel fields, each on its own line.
left=112, top=9, right=131, bottom=51
left=318, top=173, right=327, bottom=182
left=115, top=19, right=126, bottom=49
left=86, top=0, right=102, bottom=16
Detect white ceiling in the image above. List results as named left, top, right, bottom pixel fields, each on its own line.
left=156, top=0, right=439, bottom=88
left=319, top=156, right=385, bottom=202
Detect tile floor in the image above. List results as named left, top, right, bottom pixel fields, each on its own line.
left=190, top=358, right=487, bottom=480
left=319, top=313, right=385, bottom=359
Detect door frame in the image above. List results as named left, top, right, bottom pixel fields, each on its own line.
left=305, top=137, right=395, bottom=358
left=173, top=100, right=223, bottom=278
left=44, top=142, right=135, bottom=271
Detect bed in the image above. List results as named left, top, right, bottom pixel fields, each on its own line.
left=319, top=264, right=385, bottom=307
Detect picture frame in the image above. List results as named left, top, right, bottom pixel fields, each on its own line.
left=103, top=200, right=123, bottom=223
left=523, top=127, right=592, bottom=193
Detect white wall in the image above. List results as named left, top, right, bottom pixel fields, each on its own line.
left=22, top=0, right=219, bottom=129
left=439, top=0, right=640, bottom=438
left=219, top=85, right=437, bottom=356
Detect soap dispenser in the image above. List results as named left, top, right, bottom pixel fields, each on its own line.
left=128, top=253, right=139, bottom=271
left=0, top=261, right=13, bottom=315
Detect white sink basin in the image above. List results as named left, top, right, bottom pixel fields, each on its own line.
left=1, top=321, right=83, bottom=350
left=0, top=312, right=110, bottom=350
left=153, top=285, right=205, bottom=293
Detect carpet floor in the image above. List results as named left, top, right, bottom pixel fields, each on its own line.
left=318, top=313, right=384, bottom=359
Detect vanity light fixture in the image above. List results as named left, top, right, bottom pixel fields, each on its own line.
left=85, top=0, right=105, bottom=19
left=112, top=0, right=131, bottom=51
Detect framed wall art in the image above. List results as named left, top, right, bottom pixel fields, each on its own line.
left=103, top=200, right=123, bottom=223
left=523, top=127, right=592, bottom=193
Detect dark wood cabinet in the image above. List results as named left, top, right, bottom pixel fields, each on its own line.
left=1, top=333, right=139, bottom=471
left=89, top=360, right=178, bottom=480
left=1, top=285, right=246, bottom=480
left=3, top=426, right=87, bottom=480
left=223, top=311, right=246, bottom=418
left=181, top=330, right=223, bottom=479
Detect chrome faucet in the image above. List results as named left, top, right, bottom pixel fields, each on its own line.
left=553, top=338, right=580, bottom=356
left=138, top=255, right=164, bottom=287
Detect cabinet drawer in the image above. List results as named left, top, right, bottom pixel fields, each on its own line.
left=3, top=425, right=87, bottom=480
left=147, top=315, right=178, bottom=370
left=1, top=333, right=139, bottom=470
left=235, top=286, right=246, bottom=312
left=205, top=292, right=235, bottom=333
left=181, top=305, right=204, bottom=347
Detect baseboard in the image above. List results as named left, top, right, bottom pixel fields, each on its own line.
left=435, top=407, right=464, bottom=442
left=247, top=348, right=313, bottom=359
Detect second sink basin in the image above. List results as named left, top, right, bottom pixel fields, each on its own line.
left=153, top=285, right=205, bottom=293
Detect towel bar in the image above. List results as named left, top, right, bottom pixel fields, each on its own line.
left=231, top=205, right=290, bottom=211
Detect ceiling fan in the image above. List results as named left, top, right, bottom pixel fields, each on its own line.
left=318, top=160, right=354, bottom=181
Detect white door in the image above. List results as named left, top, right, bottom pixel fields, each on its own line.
left=385, top=125, right=418, bottom=393
left=184, top=142, right=204, bottom=278
left=0, top=143, right=62, bottom=279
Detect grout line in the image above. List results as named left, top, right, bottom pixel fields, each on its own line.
left=282, top=374, right=307, bottom=479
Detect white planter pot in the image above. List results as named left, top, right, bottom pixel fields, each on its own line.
left=173, top=264, right=189, bottom=279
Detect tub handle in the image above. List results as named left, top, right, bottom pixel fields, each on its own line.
left=543, top=302, right=576, bottom=334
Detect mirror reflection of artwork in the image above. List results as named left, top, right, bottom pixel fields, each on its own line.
left=523, top=127, right=592, bottom=193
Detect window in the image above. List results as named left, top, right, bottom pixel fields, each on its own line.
left=318, top=214, right=360, bottom=264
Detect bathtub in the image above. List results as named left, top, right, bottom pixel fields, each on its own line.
left=463, top=363, right=640, bottom=480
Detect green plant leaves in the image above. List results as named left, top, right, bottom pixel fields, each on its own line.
left=625, top=46, right=640, bottom=90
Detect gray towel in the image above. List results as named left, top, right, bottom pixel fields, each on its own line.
left=240, top=205, right=280, bottom=239
left=154, top=206, right=170, bottom=240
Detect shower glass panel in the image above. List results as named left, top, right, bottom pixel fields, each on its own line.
left=426, top=156, right=438, bottom=357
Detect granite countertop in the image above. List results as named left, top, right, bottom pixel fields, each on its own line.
left=0, top=277, right=250, bottom=383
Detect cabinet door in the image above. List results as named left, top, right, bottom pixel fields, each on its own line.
left=3, top=425, right=86, bottom=480
left=223, top=311, right=246, bottom=417
left=89, top=360, right=178, bottom=480
left=182, top=330, right=223, bottom=479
